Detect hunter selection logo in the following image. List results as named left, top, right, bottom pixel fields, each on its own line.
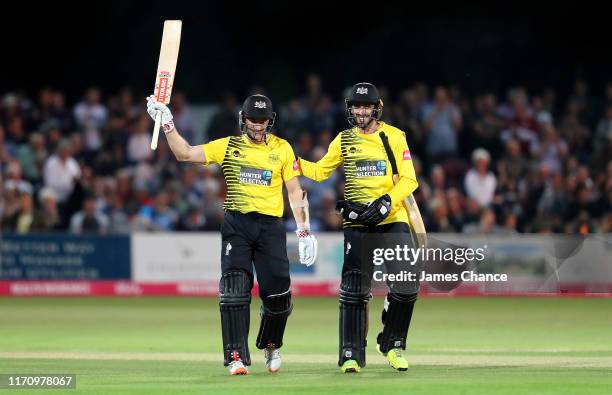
left=239, top=167, right=273, bottom=186
left=348, top=146, right=363, bottom=154
left=254, top=101, right=267, bottom=109
left=355, top=160, right=387, bottom=177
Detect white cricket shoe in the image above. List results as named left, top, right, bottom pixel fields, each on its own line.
left=229, top=360, right=248, bottom=375
left=264, top=346, right=281, bottom=373
left=229, top=351, right=248, bottom=375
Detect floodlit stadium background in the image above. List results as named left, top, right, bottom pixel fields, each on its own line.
left=1, top=4, right=610, bottom=296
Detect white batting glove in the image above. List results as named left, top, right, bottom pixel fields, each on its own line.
left=296, top=228, right=318, bottom=267
left=146, top=95, right=175, bottom=133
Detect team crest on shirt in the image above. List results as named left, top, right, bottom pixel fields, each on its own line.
left=268, top=153, right=280, bottom=164
left=355, top=160, right=387, bottom=177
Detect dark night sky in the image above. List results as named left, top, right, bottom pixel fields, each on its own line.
left=4, top=1, right=611, bottom=102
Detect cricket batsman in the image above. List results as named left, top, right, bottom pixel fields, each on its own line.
left=298, top=83, right=421, bottom=373
left=146, top=94, right=318, bottom=375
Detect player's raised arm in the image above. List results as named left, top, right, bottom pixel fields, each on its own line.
left=297, top=134, right=342, bottom=182
left=146, top=96, right=206, bottom=163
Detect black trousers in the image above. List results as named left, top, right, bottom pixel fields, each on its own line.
left=343, top=222, right=414, bottom=279
left=221, top=211, right=290, bottom=297
left=339, top=221, right=419, bottom=365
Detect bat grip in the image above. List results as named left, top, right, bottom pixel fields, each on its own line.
left=150, top=111, right=162, bottom=150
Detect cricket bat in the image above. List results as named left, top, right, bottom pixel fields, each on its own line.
left=150, top=20, right=182, bottom=150
left=380, top=132, right=427, bottom=248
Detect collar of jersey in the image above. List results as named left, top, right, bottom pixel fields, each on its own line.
left=242, top=133, right=270, bottom=148
left=352, top=121, right=386, bottom=139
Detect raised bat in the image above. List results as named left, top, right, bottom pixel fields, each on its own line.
left=150, top=20, right=182, bottom=150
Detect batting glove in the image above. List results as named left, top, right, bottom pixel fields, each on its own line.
left=336, top=200, right=369, bottom=223
left=296, top=227, right=318, bottom=266
left=146, top=95, right=175, bottom=133
left=358, top=194, right=392, bottom=226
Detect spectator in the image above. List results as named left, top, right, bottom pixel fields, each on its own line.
left=428, top=196, right=455, bottom=232
left=17, top=132, right=47, bottom=184
left=559, top=98, right=591, bottom=158
left=420, top=165, right=446, bottom=200
left=463, top=208, right=504, bottom=234
left=464, top=148, right=497, bottom=207
left=4, top=161, right=33, bottom=196
left=49, top=90, right=73, bottom=132
left=35, top=187, right=61, bottom=231
left=394, top=89, right=425, bottom=152
left=537, top=173, right=568, bottom=221
left=178, top=207, right=207, bottom=231
left=127, top=114, right=154, bottom=163
left=511, top=100, right=537, bottom=132
left=1, top=192, right=43, bottom=234
left=301, top=73, right=334, bottom=134
left=497, top=87, right=529, bottom=121
left=171, top=92, right=196, bottom=142
left=594, top=104, right=612, bottom=151
left=69, top=195, right=109, bottom=234
left=106, top=194, right=130, bottom=234
left=531, top=124, right=568, bottom=175
left=279, top=99, right=308, bottom=142
left=532, top=96, right=554, bottom=130
left=117, top=88, right=139, bottom=119
left=318, top=190, right=342, bottom=231
left=43, top=139, right=81, bottom=203
left=565, top=182, right=598, bottom=223
left=0, top=125, right=14, bottom=168
left=471, top=93, right=504, bottom=157
left=6, top=116, right=28, bottom=145
left=501, top=213, right=518, bottom=233
left=493, top=177, right=522, bottom=220
left=422, top=86, right=462, bottom=161
left=497, top=138, right=527, bottom=182
left=446, top=188, right=467, bottom=231
left=74, top=87, right=107, bottom=152
left=207, top=92, right=239, bottom=140
left=137, top=191, right=177, bottom=231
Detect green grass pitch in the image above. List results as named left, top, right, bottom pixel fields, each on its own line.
left=0, top=296, right=611, bottom=394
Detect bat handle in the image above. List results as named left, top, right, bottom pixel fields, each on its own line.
left=150, top=111, right=162, bottom=150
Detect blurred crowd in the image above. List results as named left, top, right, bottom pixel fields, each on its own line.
left=0, top=75, right=610, bottom=235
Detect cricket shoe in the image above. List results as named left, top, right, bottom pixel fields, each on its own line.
left=264, top=345, right=281, bottom=373
left=377, top=344, right=409, bottom=371
left=340, top=359, right=361, bottom=373
left=229, top=351, right=248, bottom=375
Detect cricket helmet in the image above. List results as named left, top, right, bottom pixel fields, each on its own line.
left=345, top=82, right=384, bottom=128
left=239, top=94, right=276, bottom=133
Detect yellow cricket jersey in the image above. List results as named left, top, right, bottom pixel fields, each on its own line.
left=201, top=134, right=300, bottom=217
left=299, top=122, right=419, bottom=227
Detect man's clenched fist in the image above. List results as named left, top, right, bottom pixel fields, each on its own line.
left=146, top=95, right=175, bottom=133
